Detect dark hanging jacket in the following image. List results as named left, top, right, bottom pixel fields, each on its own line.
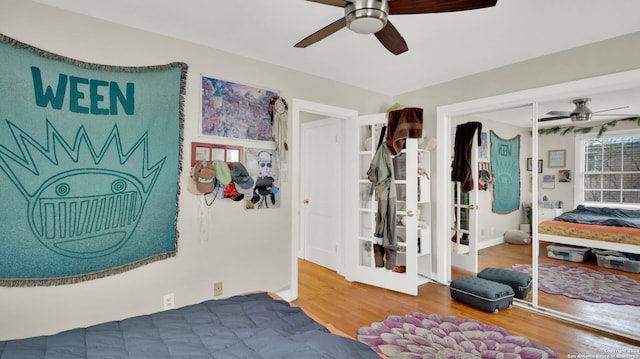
left=451, top=121, right=483, bottom=193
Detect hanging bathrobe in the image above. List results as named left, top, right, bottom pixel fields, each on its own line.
left=367, top=138, right=397, bottom=269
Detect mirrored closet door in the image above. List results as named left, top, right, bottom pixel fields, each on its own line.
left=448, top=104, right=535, bottom=306
left=437, top=69, right=640, bottom=342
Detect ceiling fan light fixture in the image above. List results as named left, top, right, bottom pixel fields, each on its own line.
left=570, top=98, right=592, bottom=122
left=345, top=0, right=389, bottom=34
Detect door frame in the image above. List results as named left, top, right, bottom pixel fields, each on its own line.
left=283, top=99, right=357, bottom=302
left=437, top=94, right=542, bottom=283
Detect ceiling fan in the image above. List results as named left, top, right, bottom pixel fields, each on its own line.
left=294, top=0, right=498, bottom=55
left=538, top=98, right=637, bottom=122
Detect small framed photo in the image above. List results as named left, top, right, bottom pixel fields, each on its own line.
left=542, top=174, right=556, bottom=189
left=526, top=158, right=543, bottom=173
left=558, top=169, right=572, bottom=183
left=548, top=149, right=566, bottom=168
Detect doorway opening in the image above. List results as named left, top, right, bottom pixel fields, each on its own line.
left=285, top=99, right=357, bottom=302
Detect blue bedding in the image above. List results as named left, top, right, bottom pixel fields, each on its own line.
left=0, top=292, right=380, bottom=358
left=554, top=205, right=640, bottom=229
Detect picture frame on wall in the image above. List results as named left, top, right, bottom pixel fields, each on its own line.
left=558, top=169, right=572, bottom=183
left=526, top=158, right=543, bottom=173
left=548, top=149, right=566, bottom=168
left=542, top=174, right=556, bottom=189
left=200, top=75, right=279, bottom=141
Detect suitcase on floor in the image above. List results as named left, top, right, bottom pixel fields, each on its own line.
left=450, top=276, right=514, bottom=313
left=477, top=267, right=532, bottom=299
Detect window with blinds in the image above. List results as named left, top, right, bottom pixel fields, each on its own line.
left=583, top=135, right=640, bottom=204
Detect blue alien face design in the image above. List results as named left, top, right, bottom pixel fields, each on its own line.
left=28, top=169, right=145, bottom=259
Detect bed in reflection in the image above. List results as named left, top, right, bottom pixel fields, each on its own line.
left=538, top=205, right=640, bottom=256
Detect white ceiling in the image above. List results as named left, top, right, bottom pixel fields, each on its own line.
left=33, top=0, right=640, bottom=96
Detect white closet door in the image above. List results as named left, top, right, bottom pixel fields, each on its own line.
left=345, top=113, right=418, bottom=295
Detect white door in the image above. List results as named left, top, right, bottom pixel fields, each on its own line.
left=301, top=118, right=343, bottom=271
left=450, top=125, right=479, bottom=273
left=345, top=113, right=418, bottom=295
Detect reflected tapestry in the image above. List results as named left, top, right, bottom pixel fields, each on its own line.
left=0, top=34, right=187, bottom=286
left=490, top=131, right=520, bottom=214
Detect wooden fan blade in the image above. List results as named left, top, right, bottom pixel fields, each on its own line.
left=294, top=18, right=347, bottom=48
left=592, top=105, right=629, bottom=114
left=304, top=0, right=348, bottom=7
left=389, top=0, right=497, bottom=15
left=546, top=111, right=571, bottom=116
left=538, top=116, right=569, bottom=122
left=374, top=21, right=408, bottom=55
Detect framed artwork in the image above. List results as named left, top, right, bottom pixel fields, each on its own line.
left=526, top=158, right=543, bottom=173
left=558, top=169, right=572, bottom=183
left=542, top=174, right=556, bottom=189
left=201, top=76, right=278, bottom=141
left=548, top=149, right=566, bottom=168
left=244, top=148, right=280, bottom=210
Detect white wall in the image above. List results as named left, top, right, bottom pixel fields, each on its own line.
left=0, top=0, right=392, bottom=340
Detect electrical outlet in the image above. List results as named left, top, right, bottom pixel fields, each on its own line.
left=163, top=293, right=175, bottom=310
left=213, top=282, right=223, bottom=296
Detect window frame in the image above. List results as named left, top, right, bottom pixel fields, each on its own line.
left=574, top=128, right=640, bottom=208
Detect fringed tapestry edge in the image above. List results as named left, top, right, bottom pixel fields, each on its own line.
left=0, top=32, right=188, bottom=74
left=0, top=251, right=177, bottom=287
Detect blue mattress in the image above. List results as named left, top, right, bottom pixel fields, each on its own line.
left=0, top=292, right=379, bottom=358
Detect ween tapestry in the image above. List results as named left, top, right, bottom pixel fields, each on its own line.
left=490, top=131, right=520, bottom=214
left=0, top=34, right=187, bottom=286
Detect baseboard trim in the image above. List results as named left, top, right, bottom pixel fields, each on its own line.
left=478, top=236, right=504, bottom=250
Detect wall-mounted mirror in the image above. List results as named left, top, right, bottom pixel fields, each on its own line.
left=534, top=87, right=640, bottom=338
left=449, top=104, right=535, bottom=305
left=437, top=69, right=640, bottom=342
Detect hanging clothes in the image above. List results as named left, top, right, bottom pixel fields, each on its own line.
left=451, top=121, right=483, bottom=193
left=450, top=122, right=481, bottom=245
left=367, top=127, right=397, bottom=269
left=386, top=107, right=424, bottom=156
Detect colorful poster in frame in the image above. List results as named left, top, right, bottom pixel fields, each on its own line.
left=201, top=76, right=278, bottom=141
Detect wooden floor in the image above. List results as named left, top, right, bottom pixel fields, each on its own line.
left=294, top=258, right=640, bottom=358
